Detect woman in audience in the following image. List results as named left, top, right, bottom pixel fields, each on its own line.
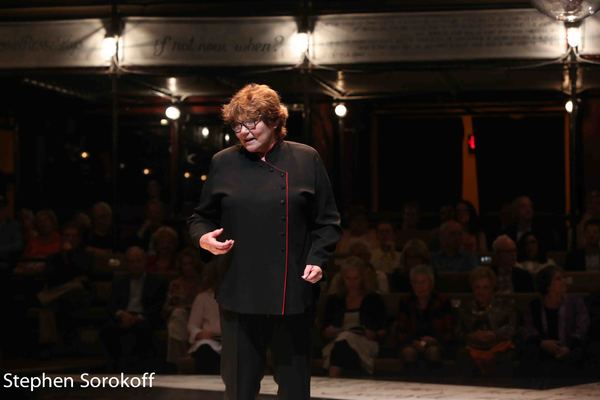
left=390, top=239, right=431, bottom=292
left=456, top=199, right=488, bottom=254
left=522, top=265, right=589, bottom=378
left=321, top=257, right=387, bottom=377
left=456, top=266, right=517, bottom=377
left=163, top=247, right=204, bottom=365
left=148, top=226, right=179, bottom=273
left=517, top=232, right=556, bottom=275
left=396, top=264, right=454, bottom=372
left=335, top=207, right=377, bottom=257
left=16, top=209, right=62, bottom=275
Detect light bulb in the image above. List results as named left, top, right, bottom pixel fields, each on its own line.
left=165, top=106, right=181, bottom=120
left=334, top=103, right=348, bottom=118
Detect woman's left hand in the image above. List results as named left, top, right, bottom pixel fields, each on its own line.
left=301, top=265, right=323, bottom=283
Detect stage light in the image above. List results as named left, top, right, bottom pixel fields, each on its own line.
left=225, top=134, right=231, bottom=142
left=143, top=168, right=151, bottom=175
left=80, top=151, right=89, bottom=159
left=165, top=106, right=181, bottom=120
left=334, top=103, right=347, bottom=118
left=202, top=127, right=209, bottom=138
left=567, top=25, right=581, bottom=47
left=119, top=163, right=125, bottom=169
left=200, top=175, right=208, bottom=181
left=290, top=32, right=309, bottom=55
left=565, top=99, right=574, bottom=113
left=101, top=36, right=118, bottom=60
left=160, top=119, right=169, bottom=126
left=184, top=171, right=191, bottom=179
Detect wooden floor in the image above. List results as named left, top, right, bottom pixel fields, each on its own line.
left=17, top=375, right=600, bottom=400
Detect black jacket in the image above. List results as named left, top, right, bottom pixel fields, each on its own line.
left=188, top=140, right=342, bottom=315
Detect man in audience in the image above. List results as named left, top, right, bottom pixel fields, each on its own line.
left=100, top=246, right=166, bottom=372
left=502, top=196, right=558, bottom=250
left=490, top=235, right=534, bottom=294
left=431, top=220, right=477, bottom=272
left=576, top=190, right=600, bottom=249
left=566, top=219, right=600, bottom=271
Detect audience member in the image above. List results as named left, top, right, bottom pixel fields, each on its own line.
left=370, top=220, right=401, bottom=274
left=322, top=257, right=387, bottom=377
left=100, top=246, right=166, bottom=372
left=163, top=247, right=203, bottom=365
left=396, top=264, right=454, bottom=372
left=431, top=221, right=477, bottom=272
left=86, top=202, right=114, bottom=255
left=490, top=235, right=534, bottom=294
left=517, top=232, right=556, bottom=275
left=390, top=239, right=431, bottom=292
left=456, top=267, right=517, bottom=377
left=566, top=219, right=600, bottom=271
left=456, top=199, right=488, bottom=254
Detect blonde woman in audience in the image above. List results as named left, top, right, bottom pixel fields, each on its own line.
left=322, top=257, right=387, bottom=377
left=163, top=247, right=204, bottom=365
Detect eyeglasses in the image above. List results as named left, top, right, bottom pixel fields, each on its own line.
left=231, top=115, right=261, bottom=133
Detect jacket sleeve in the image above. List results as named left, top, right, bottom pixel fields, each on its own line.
left=306, top=152, right=342, bottom=269
left=188, top=155, right=222, bottom=249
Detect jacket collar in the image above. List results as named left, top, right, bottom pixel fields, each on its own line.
left=239, top=138, right=285, bottom=163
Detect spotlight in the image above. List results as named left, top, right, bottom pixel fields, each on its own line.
left=165, top=105, right=181, bottom=120
left=224, top=134, right=231, bottom=142
left=290, top=32, right=309, bottom=55
left=184, top=171, right=191, bottom=179
left=143, top=168, right=151, bottom=175
left=160, top=119, right=169, bottom=126
left=202, top=127, right=210, bottom=138
left=565, top=99, right=574, bottom=113
left=101, top=36, right=118, bottom=60
left=334, top=103, right=348, bottom=118
left=80, top=151, right=89, bottom=159
left=200, top=175, right=208, bottom=181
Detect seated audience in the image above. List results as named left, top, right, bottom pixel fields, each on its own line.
left=502, top=195, right=558, bottom=250
left=370, top=220, right=401, bottom=275
left=576, top=189, right=600, bottom=249
left=517, top=232, right=556, bottom=275
left=522, top=265, right=590, bottom=378
left=86, top=201, right=114, bottom=255
left=431, top=220, right=478, bottom=272
left=395, top=202, right=430, bottom=250
left=322, top=257, right=387, bottom=377
left=456, top=266, right=517, bottom=377
left=16, top=209, right=62, bottom=275
left=163, top=248, right=203, bottom=365
left=0, top=194, right=23, bottom=268
left=187, top=263, right=221, bottom=374
left=135, top=199, right=166, bottom=250
left=566, top=219, right=600, bottom=271
left=331, top=242, right=389, bottom=294
left=335, top=207, right=377, bottom=257
left=456, top=199, right=488, bottom=254
left=148, top=226, right=179, bottom=273
left=390, top=239, right=431, bottom=292
left=100, top=246, right=166, bottom=372
left=396, top=264, right=454, bottom=372
left=490, top=235, right=534, bottom=294
left=37, top=223, right=92, bottom=354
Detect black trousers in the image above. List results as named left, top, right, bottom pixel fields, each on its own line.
left=220, top=308, right=314, bottom=400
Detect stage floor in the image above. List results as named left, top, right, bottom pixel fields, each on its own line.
left=152, top=375, right=600, bottom=400
left=19, top=374, right=600, bottom=400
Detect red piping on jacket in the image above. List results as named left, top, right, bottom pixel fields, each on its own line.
left=263, top=159, right=289, bottom=315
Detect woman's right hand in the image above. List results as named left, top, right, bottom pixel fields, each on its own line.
left=199, top=228, right=235, bottom=255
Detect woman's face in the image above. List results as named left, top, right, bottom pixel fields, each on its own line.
left=410, top=274, right=433, bottom=299
left=342, top=266, right=363, bottom=292
left=472, top=277, right=494, bottom=306
left=548, top=271, right=567, bottom=297
left=235, top=118, right=277, bottom=154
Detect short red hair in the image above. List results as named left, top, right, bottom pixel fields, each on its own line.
left=222, top=83, right=288, bottom=138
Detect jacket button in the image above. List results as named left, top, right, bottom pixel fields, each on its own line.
left=270, top=168, right=274, bottom=172
left=281, top=185, right=285, bottom=190
left=280, top=200, right=285, bottom=204
left=281, top=216, right=286, bottom=220
left=280, top=232, right=285, bottom=236
left=280, top=172, right=284, bottom=177
left=281, top=248, right=285, bottom=252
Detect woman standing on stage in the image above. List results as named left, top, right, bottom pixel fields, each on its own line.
left=188, top=83, right=341, bottom=400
